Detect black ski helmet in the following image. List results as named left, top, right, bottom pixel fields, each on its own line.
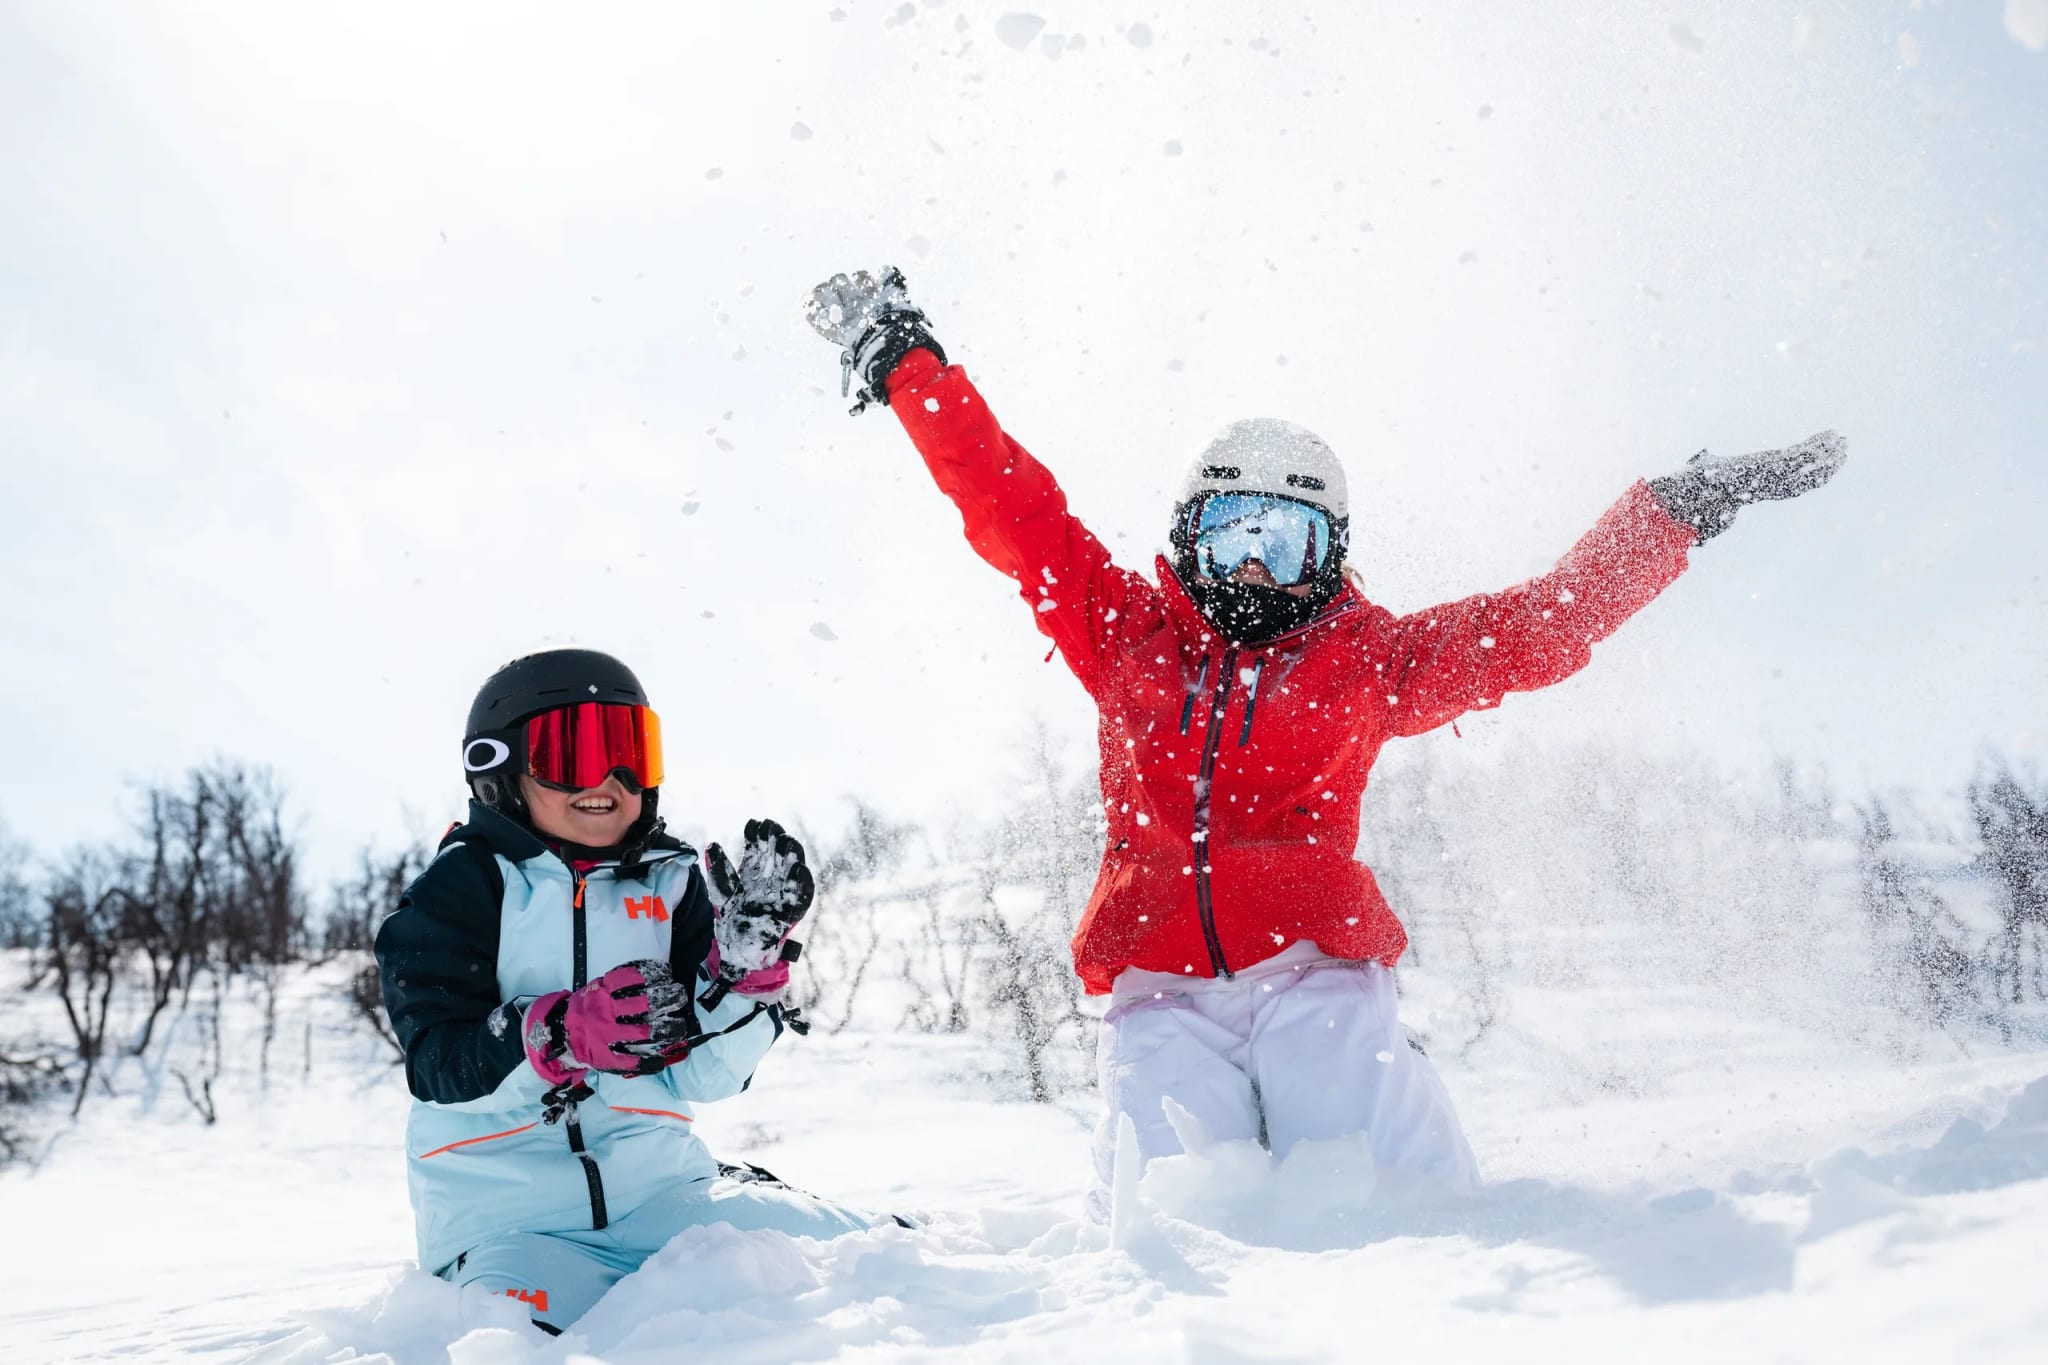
left=462, top=648, right=658, bottom=825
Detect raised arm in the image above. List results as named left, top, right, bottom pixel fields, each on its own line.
left=1382, top=430, right=1846, bottom=738
left=805, top=269, right=1164, bottom=691
left=1381, top=481, right=1694, bottom=737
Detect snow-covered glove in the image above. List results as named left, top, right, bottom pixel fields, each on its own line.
left=522, top=959, right=695, bottom=1085
left=704, top=818, right=815, bottom=998
left=803, top=267, right=947, bottom=415
left=1648, top=430, right=1847, bottom=544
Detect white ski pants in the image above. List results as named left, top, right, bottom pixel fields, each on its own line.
left=1088, top=943, right=1479, bottom=1218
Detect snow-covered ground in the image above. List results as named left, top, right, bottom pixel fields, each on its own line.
left=5, top=960, right=2046, bottom=1364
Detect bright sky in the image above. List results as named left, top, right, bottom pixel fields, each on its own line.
left=4, top=2, right=2044, bottom=877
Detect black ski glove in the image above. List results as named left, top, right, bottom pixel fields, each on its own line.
left=1648, top=430, right=1847, bottom=544
left=702, top=819, right=815, bottom=1000
left=804, top=267, right=948, bottom=415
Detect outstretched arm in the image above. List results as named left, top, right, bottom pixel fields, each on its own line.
left=805, top=268, right=1165, bottom=691
left=1381, top=481, right=1695, bottom=737
left=1382, top=431, right=1846, bottom=738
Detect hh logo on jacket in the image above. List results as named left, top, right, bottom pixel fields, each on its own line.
left=624, top=895, right=668, bottom=921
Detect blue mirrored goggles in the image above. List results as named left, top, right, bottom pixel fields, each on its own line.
left=1188, top=492, right=1335, bottom=587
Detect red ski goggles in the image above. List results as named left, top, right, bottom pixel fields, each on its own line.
left=522, top=703, right=665, bottom=794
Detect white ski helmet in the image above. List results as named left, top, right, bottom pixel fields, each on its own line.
left=1173, top=418, right=1348, bottom=520
left=1168, top=419, right=1354, bottom=641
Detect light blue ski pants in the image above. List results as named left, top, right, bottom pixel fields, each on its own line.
left=445, top=1167, right=880, bottom=1331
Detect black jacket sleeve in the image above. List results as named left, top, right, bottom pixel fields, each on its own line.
left=374, top=839, right=527, bottom=1104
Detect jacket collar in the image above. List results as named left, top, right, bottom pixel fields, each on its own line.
left=452, top=800, right=551, bottom=862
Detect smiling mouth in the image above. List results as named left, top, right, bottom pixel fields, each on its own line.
left=570, top=796, right=618, bottom=815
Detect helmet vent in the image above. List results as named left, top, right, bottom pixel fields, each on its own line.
left=1286, top=473, right=1326, bottom=491
left=1202, top=465, right=1241, bottom=480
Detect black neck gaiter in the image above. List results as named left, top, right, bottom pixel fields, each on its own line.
left=1185, top=577, right=1333, bottom=644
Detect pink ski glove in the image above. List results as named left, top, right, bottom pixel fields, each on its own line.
left=704, top=819, right=814, bottom=998
left=522, top=959, right=694, bottom=1086
left=703, top=939, right=790, bottom=997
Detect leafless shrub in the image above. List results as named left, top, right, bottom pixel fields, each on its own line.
left=0, top=1046, right=66, bottom=1164
left=347, top=961, right=405, bottom=1063
left=253, top=960, right=284, bottom=1088
left=1970, top=760, right=2048, bottom=1007
left=898, top=895, right=977, bottom=1034
left=207, top=766, right=304, bottom=972
left=970, top=723, right=1102, bottom=1100
left=42, top=853, right=124, bottom=1117
left=819, top=899, right=887, bottom=1034
left=320, top=841, right=429, bottom=960
left=797, top=801, right=928, bottom=1032
left=121, top=782, right=212, bottom=1057
left=0, top=821, right=35, bottom=951
left=322, top=840, right=429, bottom=1062
left=171, top=969, right=225, bottom=1125
left=109, top=764, right=306, bottom=1057
left=814, top=800, right=920, bottom=890
left=1856, top=797, right=1982, bottom=1032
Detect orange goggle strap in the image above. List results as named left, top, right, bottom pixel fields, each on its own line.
left=522, top=703, right=664, bottom=792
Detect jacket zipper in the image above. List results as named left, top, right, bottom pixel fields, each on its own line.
left=1192, top=645, right=1239, bottom=979
left=1179, top=654, right=1210, bottom=735
left=1237, top=655, right=1265, bottom=747
left=563, top=867, right=608, bottom=1229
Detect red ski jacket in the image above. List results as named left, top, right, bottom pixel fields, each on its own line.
left=886, top=349, right=1696, bottom=994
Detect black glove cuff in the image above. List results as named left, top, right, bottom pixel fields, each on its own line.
left=847, top=312, right=947, bottom=411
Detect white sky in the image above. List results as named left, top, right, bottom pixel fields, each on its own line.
left=3, top=2, right=2044, bottom=877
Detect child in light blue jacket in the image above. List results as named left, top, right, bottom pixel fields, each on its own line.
left=376, top=648, right=884, bottom=1334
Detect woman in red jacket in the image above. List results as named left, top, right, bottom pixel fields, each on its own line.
left=806, top=269, right=1845, bottom=1213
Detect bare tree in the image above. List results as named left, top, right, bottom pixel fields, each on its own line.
left=119, top=780, right=211, bottom=1057
left=1970, top=760, right=2048, bottom=1006
left=210, top=764, right=304, bottom=971
left=321, top=842, right=429, bottom=959
left=0, top=1047, right=65, bottom=1164
left=324, top=840, right=430, bottom=1062
left=42, top=854, right=125, bottom=1117
left=1856, top=797, right=1980, bottom=1029
left=0, top=820, right=35, bottom=951
left=972, top=723, right=1102, bottom=1101
left=820, top=899, right=886, bottom=1034
left=347, top=962, right=405, bottom=1063
left=814, top=800, right=920, bottom=891
left=899, top=894, right=977, bottom=1034
left=171, top=968, right=226, bottom=1124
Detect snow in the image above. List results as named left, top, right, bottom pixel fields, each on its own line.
left=5, top=957, right=2047, bottom=1363
left=993, top=13, right=1045, bottom=53
left=2007, top=0, right=2048, bottom=50
left=4, top=3, right=2047, bottom=1360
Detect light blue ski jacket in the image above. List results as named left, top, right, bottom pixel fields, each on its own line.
left=375, top=803, right=785, bottom=1272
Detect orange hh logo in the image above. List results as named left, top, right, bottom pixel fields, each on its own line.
left=624, top=895, right=669, bottom=921
left=504, top=1287, right=550, bottom=1313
